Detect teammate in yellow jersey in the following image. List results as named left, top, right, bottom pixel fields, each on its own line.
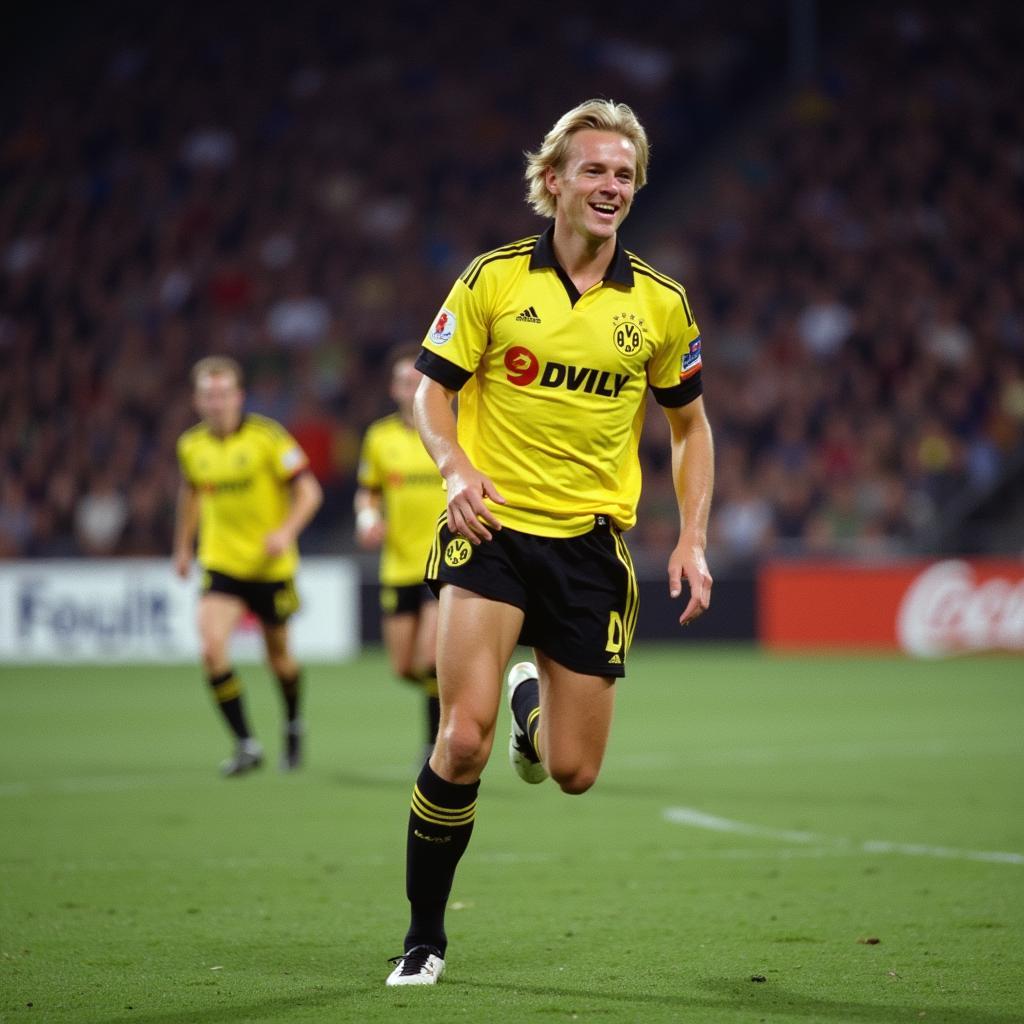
left=386, top=99, right=715, bottom=986
left=174, top=356, right=323, bottom=777
left=355, top=346, right=446, bottom=760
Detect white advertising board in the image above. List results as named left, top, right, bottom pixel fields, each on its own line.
left=0, top=558, right=359, bottom=663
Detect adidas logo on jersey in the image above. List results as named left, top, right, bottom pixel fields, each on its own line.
left=515, top=306, right=542, bottom=323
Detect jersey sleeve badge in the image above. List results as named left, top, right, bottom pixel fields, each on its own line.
left=428, top=307, right=457, bottom=345
left=680, top=336, right=702, bottom=380
left=282, top=446, right=306, bottom=473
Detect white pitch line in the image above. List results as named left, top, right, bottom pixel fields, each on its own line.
left=663, top=807, right=820, bottom=844
left=663, top=806, right=1024, bottom=865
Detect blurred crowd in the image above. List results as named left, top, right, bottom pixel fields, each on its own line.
left=638, top=4, right=1024, bottom=566
left=1, top=2, right=1021, bottom=567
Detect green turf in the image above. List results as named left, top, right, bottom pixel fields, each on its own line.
left=1, top=646, right=1022, bottom=1024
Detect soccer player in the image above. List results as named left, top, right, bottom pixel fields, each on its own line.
left=355, top=346, right=446, bottom=759
left=385, top=99, right=714, bottom=986
left=174, top=356, right=323, bottom=776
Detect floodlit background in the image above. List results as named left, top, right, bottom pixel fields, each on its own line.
left=0, top=4, right=1022, bottom=1021
left=2, top=1, right=1021, bottom=579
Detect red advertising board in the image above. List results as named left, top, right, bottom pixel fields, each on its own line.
left=760, top=559, right=1024, bottom=656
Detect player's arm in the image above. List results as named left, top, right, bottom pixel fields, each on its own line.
left=173, top=480, right=199, bottom=579
left=413, top=375, right=505, bottom=545
left=354, top=486, right=385, bottom=549
left=265, top=470, right=323, bottom=557
left=662, top=396, right=714, bottom=625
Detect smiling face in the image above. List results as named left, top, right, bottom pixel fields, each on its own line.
left=544, top=129, right=637, bottom=245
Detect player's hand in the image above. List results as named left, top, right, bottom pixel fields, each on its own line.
left=264, top=528, right=293, bottom=558
left=445, top=464, right=506, bottom=544
left=173, top=551, right=192, bottom=579
left=356, top=519, right=386, bottom=550
left=668, top=538, right=712, bottom=626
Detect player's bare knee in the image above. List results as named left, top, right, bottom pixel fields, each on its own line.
left=199, top=641, right=228, bottom=675
left=438, top=720, right=489, bottom=776
left=550, top=766, right=598, bottom=795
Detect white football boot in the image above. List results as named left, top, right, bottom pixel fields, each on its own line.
left=506, top=661, right=548, bottom=784
left=386, top=945, right=445, bottom=986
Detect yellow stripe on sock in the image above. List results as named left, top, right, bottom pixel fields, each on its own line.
left=410, top=785, right=477, bottom=827
left=526, top=707, right=542, bottom=759
left=213, top=677, right=242, bottom=702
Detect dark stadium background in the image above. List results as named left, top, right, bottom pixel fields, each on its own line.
left=1, top=0, right=1021, bottom=644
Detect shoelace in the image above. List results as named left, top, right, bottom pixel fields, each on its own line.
left=388, top=945, right=440, bottom=975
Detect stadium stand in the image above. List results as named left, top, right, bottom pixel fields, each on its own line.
left=1, top=3, right=1020, bottom=565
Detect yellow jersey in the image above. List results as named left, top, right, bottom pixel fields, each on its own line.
left=417, top=227, right=704, bottom=537
left=177, top=414, right=309, bottom=580
left=357, top=413, right=446, bottom=586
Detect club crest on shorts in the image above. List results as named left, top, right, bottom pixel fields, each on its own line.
left=444, top=537, right=472, bottom=567
left=611, top=312, right=645, bottom=355
left=429, top=307, right=457, bottom=345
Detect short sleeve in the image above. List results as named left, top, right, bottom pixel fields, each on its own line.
left=270, top=427, right=309, bottom=482
left=421, top=274, right=492, bottom=378
left=647, top=289, right=704, bottom=408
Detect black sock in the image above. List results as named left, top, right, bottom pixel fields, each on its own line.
left=425, top=696, right=441, bottom=746
left=404, top=762, right=479, bottom=956
left=511, top=676, right=541, bottom=761
left=277, top=671, right=301, bottom=724
left=208, top=669, right=251, bottom=741
left=417, top=668, right=441, bottom=746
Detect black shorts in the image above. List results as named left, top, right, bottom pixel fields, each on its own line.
left=201, top=570, right=301, bottom=625
left=425, top=515, right=637, bottom=677
left=380, top=582, right=436, bottom=616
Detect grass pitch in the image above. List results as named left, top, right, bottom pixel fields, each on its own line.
left=1, top=646, right=1022, bottom=1023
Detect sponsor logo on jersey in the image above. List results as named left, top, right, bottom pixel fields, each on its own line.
left=505, top=346, right=540, bottom=386
left=611, top=312, right=645, bottom=355
left=505, top=346, right=630, bottom=398
left=386, top=471, right=442, bottom=488
left=540, top=362, right=630, bottom=397
left=680, top=336, right=702, bottom=379
left=429, top=307, right=456, bottom=344
left=201, top=477, right=253, bottom=494
left=444, top=538, right=473, bottom=568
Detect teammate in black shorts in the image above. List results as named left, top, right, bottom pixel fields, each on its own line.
left=355, top=347, right=446, bottom=759
left=175, top=357, right=322, bottom=777
left=385, top=100, right=715, bottom=986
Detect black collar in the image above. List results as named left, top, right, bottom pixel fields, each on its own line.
left=529, top=225, right=634, bottom=288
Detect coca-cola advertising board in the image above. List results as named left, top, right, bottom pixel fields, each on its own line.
left=760, top=559, right=1024, bottom=657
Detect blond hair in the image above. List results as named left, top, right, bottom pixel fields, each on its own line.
left=191, top=355, right=244, bottom=388
left=524, top=99, right=650, bottom=219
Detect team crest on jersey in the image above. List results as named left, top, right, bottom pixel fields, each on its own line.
left=429, top=307, right=457, bottom=344
left=611, top=312, right=645, bottom=355
left=680, top=336, right=703, bottom=379
left=444, top=537, right=472, bottom=567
